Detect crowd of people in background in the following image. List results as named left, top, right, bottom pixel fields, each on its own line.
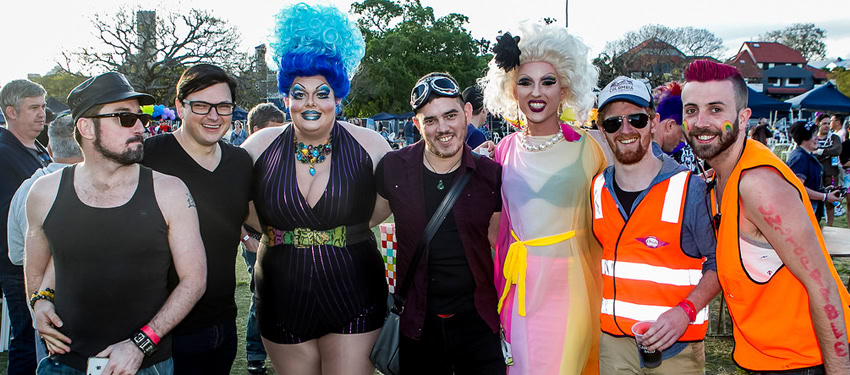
left=2, top=3, right=850, bottom=375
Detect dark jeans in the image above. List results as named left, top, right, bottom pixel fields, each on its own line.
left=400, top=309, right=505, bottom=375
left=172, top=322, right=237, bottom=375
left=241, top=246, right=267, bottom=361
left=749, top=365, right=825, bottom=375
left=1, top=264, right=37, bottom=375
left=37, top=357, right=173, bottom=375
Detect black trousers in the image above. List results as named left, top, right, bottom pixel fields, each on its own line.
left=400, top=310, right=506, bottom=375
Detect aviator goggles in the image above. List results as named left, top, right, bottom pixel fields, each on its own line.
left=87, top=112, right=152, bottom=128
left=601, top=113, right=650, bottom=133
left=410, top=76, right=460, bottom=111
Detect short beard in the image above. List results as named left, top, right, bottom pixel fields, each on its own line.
left=424, top=132, right=460, bottom=158
left=93, top=120, right=144, bottom=165
left=686, top=118, right=739, bottom=160
left=607, top=132, right=650, bottom=165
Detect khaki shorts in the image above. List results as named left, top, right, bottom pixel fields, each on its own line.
left=599, top=332, right=705, bottom=375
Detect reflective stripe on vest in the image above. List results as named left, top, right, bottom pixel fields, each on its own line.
left=601, top=298, right=709, bottom=325
left=592, top=170, right=708, bottom=340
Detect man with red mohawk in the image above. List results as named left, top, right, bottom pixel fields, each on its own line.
left=682, top=59, right=850, bottom=374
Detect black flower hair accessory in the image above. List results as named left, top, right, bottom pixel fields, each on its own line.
left=493, top=32, right=521, bottom=72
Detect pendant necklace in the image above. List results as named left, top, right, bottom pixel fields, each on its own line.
left=294, top=135, right=333, bottom=176
left=424, top=153, right=462, bottom=190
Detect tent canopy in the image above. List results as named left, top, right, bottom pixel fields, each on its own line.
left=46, top=96, right=70, bottom=113
left=748, top=87, right=791, bottom=118
left=786, top=82, right=850, bottom=113
left=232, top=106, right=248, bottom=121
left=369, top=112, right=414, bottom=121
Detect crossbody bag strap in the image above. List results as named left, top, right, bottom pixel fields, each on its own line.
left=394, top=170, right=472, bottom=306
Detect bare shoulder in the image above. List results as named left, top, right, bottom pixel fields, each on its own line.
left=739, top=166, right=801, bottom=204
left=739, top=166, right=806, bottom=225
left=27, top=171, right=63, bottom=218
left=152, top=171, right=194, bottom=215
left=340, top=121, right=392, bottom=168
left=241, top=124, right=289, bottom=162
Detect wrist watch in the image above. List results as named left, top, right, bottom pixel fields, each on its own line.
left=132, top=331, right=158, bottom=357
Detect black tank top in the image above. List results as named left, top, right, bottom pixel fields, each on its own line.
left=43, top=165, right=172, bottom=371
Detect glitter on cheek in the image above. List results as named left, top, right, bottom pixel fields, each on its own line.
left=723, top=121, right=733, bottom=133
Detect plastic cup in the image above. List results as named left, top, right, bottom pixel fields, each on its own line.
left=477, top=147, right=490, bottom=157
left=631, top=320, right=662, bottom=368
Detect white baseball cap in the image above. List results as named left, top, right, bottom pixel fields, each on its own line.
left=598, top=76, right=653, bottom=111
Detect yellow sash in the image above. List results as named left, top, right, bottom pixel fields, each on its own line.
left=497, top=230, right=576, bottom=317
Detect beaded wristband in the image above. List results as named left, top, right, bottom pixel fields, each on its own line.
left=677, top=300, right=697, bottom=322
left=29, top=288, right=56, bottom=309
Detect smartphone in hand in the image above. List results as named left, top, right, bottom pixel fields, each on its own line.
left=87, top=357, right=109, bottom=375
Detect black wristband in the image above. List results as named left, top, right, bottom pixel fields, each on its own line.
left=132, top=331, right=158, bottom=357
left=243, top=224, right=262, bottom=240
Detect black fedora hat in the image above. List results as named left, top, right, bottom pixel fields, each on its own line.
left=68, top=72, right=155, bottom=122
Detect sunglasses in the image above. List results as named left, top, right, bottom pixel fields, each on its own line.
left=601, top=113, right=650, bottom=133
left=410, top=76, right=460, bottom=111
left=88, top=112, right=152, bottom=128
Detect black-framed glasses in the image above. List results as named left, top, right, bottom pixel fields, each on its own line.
left=410, top=76, right=460, bottom=110
left=183, top=100, right=235, bottom=116
left=87, top=112, right=152, bottom=128
left=601, top=113, right=650, bottom=133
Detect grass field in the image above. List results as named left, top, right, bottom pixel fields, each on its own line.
left=2, top=212, right=847, bottom=374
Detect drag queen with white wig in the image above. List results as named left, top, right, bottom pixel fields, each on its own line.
left=480, top=21, right=607, bottom=374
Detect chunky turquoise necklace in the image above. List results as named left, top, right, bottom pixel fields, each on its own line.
left=294, top=136, right=332, bottom=176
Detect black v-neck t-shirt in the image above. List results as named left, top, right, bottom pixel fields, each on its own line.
left=143, top=133, right=253, bottom=332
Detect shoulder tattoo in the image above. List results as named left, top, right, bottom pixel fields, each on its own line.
left=187, top=192, right=196, bottom=208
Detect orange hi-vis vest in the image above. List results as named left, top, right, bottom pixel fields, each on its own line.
left=591, top=170, right=709, bottom=341
left=716, top=140, right=850, bottom=371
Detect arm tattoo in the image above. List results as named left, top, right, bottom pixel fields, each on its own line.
left=758, top=203, right=849, bottom=357
left=187, top=193, right=196, bottom=208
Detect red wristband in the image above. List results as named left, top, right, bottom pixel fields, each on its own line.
left=141, top=325, right=160, bottom=345
left=677, top=300, right=697, bottom=322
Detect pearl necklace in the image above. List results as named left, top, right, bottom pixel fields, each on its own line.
left=519, top=129, right=564, bottom=152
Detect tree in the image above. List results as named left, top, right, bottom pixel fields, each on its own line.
left=759, top=23, right=827, bottom=61
left=603, top=24, right=724, bottom=59
left=62, top=6, right=244, bottom=103
left=832, top=67, right=850, bottom=98
left=347, top=0, right=490, bottom=116
left=596, top=24, right=724, bottom=87
left=30, top=67, right=89, bottom=104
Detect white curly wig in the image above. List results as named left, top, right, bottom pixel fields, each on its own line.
left=479, top=21, right=598, bottom=124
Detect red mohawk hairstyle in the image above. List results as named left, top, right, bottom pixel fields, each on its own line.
left=684, top=60, right=748, bottom=112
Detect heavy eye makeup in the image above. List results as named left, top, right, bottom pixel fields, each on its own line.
left=541, top=75, right=557, bottom=86
left=316, top=84, right=331, bottom=99
left=290, top=84, right=306, bottom=100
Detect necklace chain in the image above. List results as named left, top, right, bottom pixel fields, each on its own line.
left=424, top=153, right=461, bottom=191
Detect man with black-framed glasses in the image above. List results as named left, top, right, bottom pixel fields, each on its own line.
left=0, top=78, right=51, bottom=375
left=591, top=76, right=719, bottom=374
left=142, top=63, right=253, bottom=374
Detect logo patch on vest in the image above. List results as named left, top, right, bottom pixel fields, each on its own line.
left=636, top=236, right=669, bottom=249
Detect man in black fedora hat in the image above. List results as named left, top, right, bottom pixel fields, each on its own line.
left=24, top=71, right=207, bottom=375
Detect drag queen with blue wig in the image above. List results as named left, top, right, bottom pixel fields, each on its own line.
left=241, top=3, right=392, bottom=374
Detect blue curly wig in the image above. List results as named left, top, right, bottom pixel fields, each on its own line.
left=271, top=3, right=365, bottom=99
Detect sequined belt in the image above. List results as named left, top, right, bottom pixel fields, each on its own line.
left=262, top=223, right=372, bottom=248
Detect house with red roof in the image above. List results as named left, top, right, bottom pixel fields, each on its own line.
left=613, top=38, right=721, bottom=85
left=726, top=41, right=829, bottom=99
